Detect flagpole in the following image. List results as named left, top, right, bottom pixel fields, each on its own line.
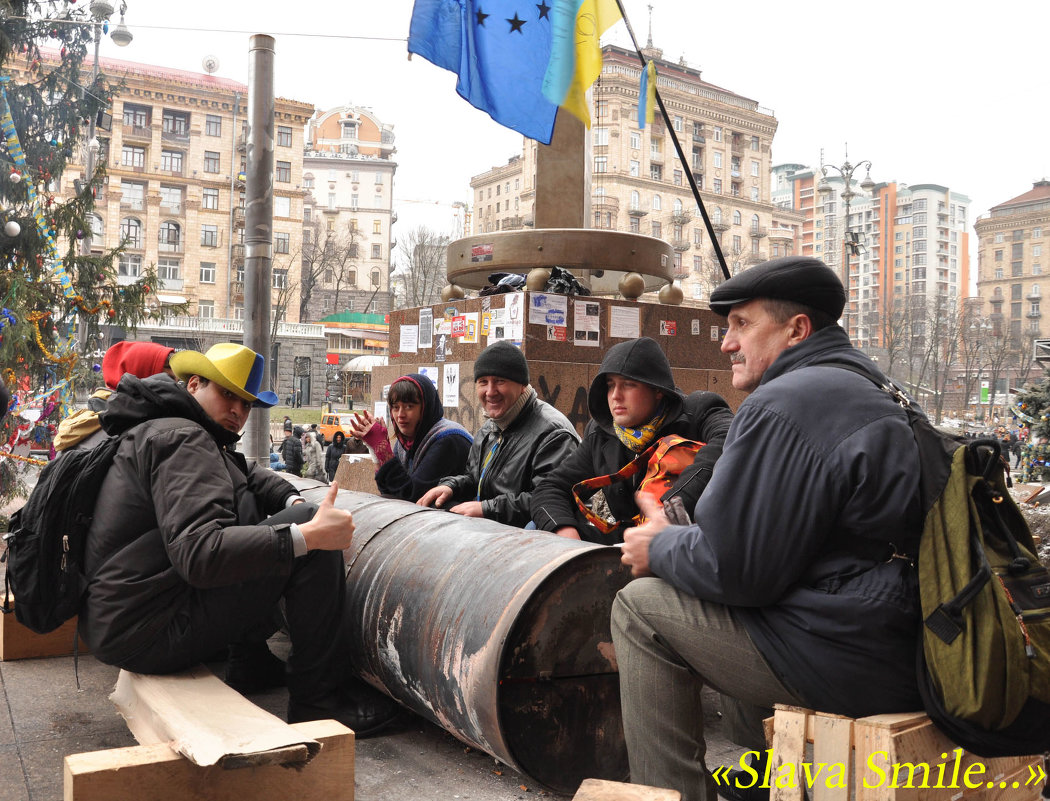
left=612, top=0, right=731, bottom=281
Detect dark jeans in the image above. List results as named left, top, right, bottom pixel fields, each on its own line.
left=118, top=504, right=348, bottom=710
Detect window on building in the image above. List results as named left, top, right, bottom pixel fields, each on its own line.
left=274, top=232, right=290, bottom=253
left=371, top=243, right=382, bottom=259
left=694, top=228, right=703, bottom=246
left=630, top=190, right=641, bottom=210
left=201, top=224, right=219, bottom=247
left=122, top=104, right=149, bottom=127
left=272, top=269, right=288, bottom=289
left=652, top=194, right=662, bottom=211
left=276, top=125, right=292, bottom=147
left=650, top=164, right=662, bottom=180
left=198, top=300, right=214, bottom=319
left=713, top=152, right=722, bottom=168
left=713, top=126, right=722, bottom=142
left=1033, top=227, right=1042, bottom=238
left=629, top=217, right=639, bottom=233
left=751, top=160, right=760, bottom=177
left=119, top=253, right=142, bottom=277
left=629, top=160, right=640, bottom=177
left=205, top=114, right=221, bottom=136
left=751, top=187, right=759, bottom=202
left=119, top=217, right=142, bottom=248
left=672, top=169, right=682, bottom=186
left=651, top=221, right=662, bottom=238
left=750, top=136, right=759, bottom=150
left=1034, top=245, right=1043, bottom=258
left=733, top=210, right=741, bottom=225
left=372, top=219, right=382, bottom=234
left=158, top=258, right=181, bottom=281
left=194, top=187, right=217, bottom=211
left=594, top=156, right=608, bottom=173
left=159, top=221, right=181, bottom=251
left=274, top=196, right=291, bottom=217
left=593, top=127, right=609, bottom=146
left=995, top=233, right=1004, bottom=243
left=713, top=178, right=722, bottom=194
left=159, top=185, right=182, bottom=211
left=275, top=161, right=291, bottom=183
left=161, top=110, right=188, bottom=136
left=160, top=150, right=183, bottom=174
left=203, top=151, right=220, bottom=173
left=121, top=145, right=145, bottom=168
left=732, top=235, right=742, bottom=253
left=630, top=131, right=641, bottom=149
left=199, top=262, right=216, bottom=283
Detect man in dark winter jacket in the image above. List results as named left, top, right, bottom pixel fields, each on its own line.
left=531, top=337, right=732, bottom=543
left=81, top=342, right=397, bottom=735
left=417, top=341, right=579, bottom=527
left=279, top=424, right=304, bottom=476
left=612, top=257, right=924, bottom=801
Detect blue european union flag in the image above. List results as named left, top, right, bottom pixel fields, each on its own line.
left=409, top=0, right=559, bottom=144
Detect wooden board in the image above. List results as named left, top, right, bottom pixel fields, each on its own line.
left=110, top=665, right=321, bottom=768
left=64, top=719, right=353, bottom=801
left=0, top=606, right=89, bottom=661
left=572, top=777, right=681, bottom=800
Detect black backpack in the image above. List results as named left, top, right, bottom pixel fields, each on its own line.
left=2, top=433, right=125, bottom=634
left=832, top=362, right=1050, bottom=757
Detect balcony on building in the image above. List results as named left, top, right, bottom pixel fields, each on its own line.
left=730, top=136, right=744, bottom=155
left=671, top=211, right=692, bottom=226
left=749, top=225, right=767, bottom=238
left=159, top=200, right=182, bottom=216
left=501, top=215, right=525, bottom=230
left=233, top=207, right=245, bottom=228
left=649, top=152, right=663, bottom=164
left=730, top=184, right=741, bottom=197
left=711, top=220, right=731, bottom=232
left=672, top=239, right=690, bottom=252
left=230, top=280, right=244, bottom=302
left=1028, top=289, right=1042, bottom=301
left=122, top=124, right=151, bottom=142
left=767, top=227, right=794, bottom=242
left=158, top=235, right=182, bottom=254
left=691, top=171, right=704, bottom=188
left=236, top=133, right=247, bottom=153
left=746, top=252, right=766, bottom=265
left=1028, top=309, right=1042, bottom=319
left=627, top=205, right=648, bottom=217
left=231, top=243, right=245, bottom=267
left=593, top=195, right=619, bottom=214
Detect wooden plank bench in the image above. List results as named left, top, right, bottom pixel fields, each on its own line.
left=0, top=601, right=89, bottom=660
left=63, top=664, right=355, bottom=801
left=764, top=705, right=1045, bottom=801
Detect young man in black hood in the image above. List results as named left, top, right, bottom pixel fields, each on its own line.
left=531, top=337, right=733, bottom=543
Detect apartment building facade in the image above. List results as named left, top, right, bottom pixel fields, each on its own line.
left=18, top=52, right=332, bottom=404
left=469, top=43, right=803, bottom=306
left=302, top=105, right=397, bottom=322
left=975, top=180, right=1050, bottom=341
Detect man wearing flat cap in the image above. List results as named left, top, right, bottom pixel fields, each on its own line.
left=80, top=343, right=398, bottom=735
left=612, top=257, right=924, bottom=801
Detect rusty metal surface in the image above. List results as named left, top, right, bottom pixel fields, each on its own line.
left=291, top=479, right=632, bottom=794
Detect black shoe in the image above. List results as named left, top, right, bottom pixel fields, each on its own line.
left=224, top=643, right=287, bottom=695
left=718, top=751, right=769, bottom=801
left=288, top=677, right=403, bottom=738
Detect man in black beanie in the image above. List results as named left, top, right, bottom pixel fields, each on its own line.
left=417, top=341, right=579, bottom=526
left=611, top=257, right=924, bottom=801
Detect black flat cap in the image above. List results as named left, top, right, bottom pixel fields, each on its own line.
left=709, top=256, right=845, bottom=320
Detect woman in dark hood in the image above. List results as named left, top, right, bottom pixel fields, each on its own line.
left=324, top=430, right=348, bottom=482
left=531, top=337, right=733, bottom=544
left=348, top=373, right=472, bottom=501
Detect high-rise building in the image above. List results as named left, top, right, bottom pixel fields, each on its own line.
left=975, top=180, right=1050, bottom=341
left=302, top=105, right=397, bottom=320
left=469, top=42, right=804, bottom=306
left=777, top=163, right=970, bottom=351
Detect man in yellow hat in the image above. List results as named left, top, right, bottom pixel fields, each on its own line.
left=79, top=343, right=398, bottom=735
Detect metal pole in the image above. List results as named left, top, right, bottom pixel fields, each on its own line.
left=242, top=34, right=275, bottom=465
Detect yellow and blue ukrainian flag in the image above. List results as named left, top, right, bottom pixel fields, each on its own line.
left=408, top=0, right=621, bottom=144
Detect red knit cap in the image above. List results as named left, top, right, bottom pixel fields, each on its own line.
left=102, top=341, right=176, bottom=389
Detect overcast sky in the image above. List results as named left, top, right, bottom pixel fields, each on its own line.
left=109, top=0, right=1048, bottom=256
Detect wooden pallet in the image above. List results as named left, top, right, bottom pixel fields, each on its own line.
left=0, top=604, right=89, bottom=660
left=763, top=706, right=1045, bottom=801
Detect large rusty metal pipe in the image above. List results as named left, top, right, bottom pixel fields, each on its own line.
left=292, top=480, right=631, bottom=794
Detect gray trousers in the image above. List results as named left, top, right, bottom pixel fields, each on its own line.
left=610, top=577, right=805, bottom=801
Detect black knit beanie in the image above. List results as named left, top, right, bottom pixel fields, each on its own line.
left=473, top=341, right=529, bottom=385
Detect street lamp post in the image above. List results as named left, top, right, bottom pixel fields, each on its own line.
left=82, top=0, right=132, bottom=253
left=817, top=153, right=874, bottom=340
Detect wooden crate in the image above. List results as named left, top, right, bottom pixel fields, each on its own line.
left=765, top=706, right=1045, bottom=801
left=0, top=605, right=89, bottom=660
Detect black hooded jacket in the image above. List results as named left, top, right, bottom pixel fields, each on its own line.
left=81, top=374, right=298, bottom=666
left=531, top=337, right=733, bottom=544
left=374, top=373, right=473, bottom=501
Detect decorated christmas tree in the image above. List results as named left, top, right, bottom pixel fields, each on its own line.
left=1, top=1, right=155, bottom=511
